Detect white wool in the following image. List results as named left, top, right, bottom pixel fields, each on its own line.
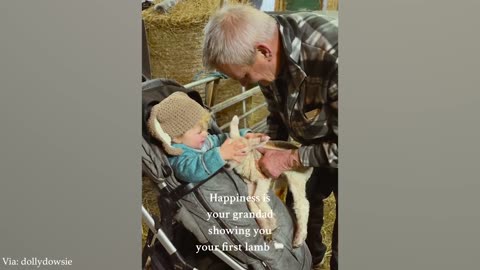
left=228, top=115, right=313, bottom=247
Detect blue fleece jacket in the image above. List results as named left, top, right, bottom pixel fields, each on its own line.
left=168, top=129, right=250, bottom=182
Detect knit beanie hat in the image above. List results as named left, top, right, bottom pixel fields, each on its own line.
left=147, top=92, right=208, bottom=156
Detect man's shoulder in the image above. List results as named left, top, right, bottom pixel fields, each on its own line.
left=276, top=12, right=337, bottom=49
left=276, top=12, right=337, bottom=32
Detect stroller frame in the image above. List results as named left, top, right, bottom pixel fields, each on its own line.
left=141, top=78, right=250, bottom=270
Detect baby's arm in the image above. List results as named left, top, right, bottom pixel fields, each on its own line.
left=170, top=137, right=248, bottom=182
left=207, top=129, right=252, bottom=147
left=170, top=149, right=226, bottom=182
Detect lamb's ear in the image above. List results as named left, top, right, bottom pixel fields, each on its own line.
left=229, top=115, right=241, bottom=139
left=147, top=105, right=183, bottom=156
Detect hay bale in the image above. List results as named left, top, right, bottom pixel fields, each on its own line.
left=142, top=0, right=251, bottom=87
left=321, top=194, right=336, bottom=269
left=142, top=0, right=267, bottom=129
left=142, top=0, right=221, bottom=87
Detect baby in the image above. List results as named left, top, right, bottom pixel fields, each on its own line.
left=147, top=92, right=266, bottom=182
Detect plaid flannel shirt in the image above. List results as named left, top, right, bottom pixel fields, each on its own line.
left=260, top=12, right=338, bottom=168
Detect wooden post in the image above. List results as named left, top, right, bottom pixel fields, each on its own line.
left=205, top=78, right=220, bottom=107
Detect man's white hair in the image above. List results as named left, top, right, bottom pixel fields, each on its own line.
left=202, top=4, right=277, bottom=69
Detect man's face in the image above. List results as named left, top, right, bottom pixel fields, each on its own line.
left=216, top=51, right=276, bottom=87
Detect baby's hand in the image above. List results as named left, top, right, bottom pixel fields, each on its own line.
left=244, top=132, right=270, bottom=142
left=220, top=138, right=247, bottom=163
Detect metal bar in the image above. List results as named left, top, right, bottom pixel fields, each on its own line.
left=141, top=205, right=177, bottom=255
left=183, top=75, right=221, bottom=89
left=219, top=103, right=267, bottom=130
left=211, top=86, right=262, bottom=113
left=211, top=249, right=246, bottom=270
left=250, top=119, right=267, bottom=132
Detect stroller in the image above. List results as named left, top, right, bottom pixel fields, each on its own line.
left=141, top=78, right=312, bottom=270
left=141, top=78, right=245, bottom=270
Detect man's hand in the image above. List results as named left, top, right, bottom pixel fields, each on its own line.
left=257, top=148, right=302, bottom=178
left=244, top=132, right=270, bottom=142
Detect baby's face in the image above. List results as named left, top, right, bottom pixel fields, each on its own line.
left=176, top=124, right=208, bottom=149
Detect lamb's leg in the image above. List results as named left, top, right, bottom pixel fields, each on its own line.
left=253, top=179, right=277, bottom=233
left=245, top=182, right=271, bottom=235
left=230, top=115, right=276, bottom=239
left=284, top=169, right=312, bottom=247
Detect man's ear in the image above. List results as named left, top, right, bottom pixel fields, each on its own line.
left=256, top=43, right=273, bottom=60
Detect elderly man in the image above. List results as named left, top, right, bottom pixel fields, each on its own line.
left=202, top=4, right=338, bottom=270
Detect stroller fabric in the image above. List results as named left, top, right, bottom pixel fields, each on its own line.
left=142, top=79, right=312, bottom=270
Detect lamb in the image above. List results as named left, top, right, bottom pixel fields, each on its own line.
left=228, top=116, right=313, bottom=247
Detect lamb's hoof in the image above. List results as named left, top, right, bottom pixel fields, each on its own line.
left=264, top=233, right=274, bottom=243
left=292, top=231, right=307, bottom=248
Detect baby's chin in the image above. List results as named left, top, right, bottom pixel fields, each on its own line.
left=188, top=142, right=204, bottom=150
